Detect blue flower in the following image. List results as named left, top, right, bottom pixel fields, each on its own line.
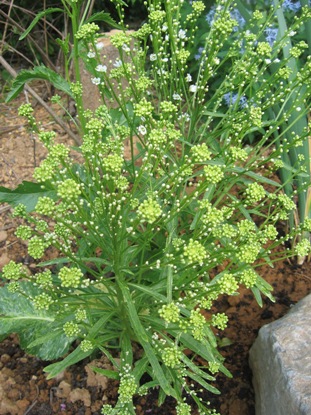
left=265, top=27, right=278, bottom=47
left=223, top=92, right=248, bottom=108
left=194, top=47, right=204, bottom=60
left=282, top=0, right=301, bottom=12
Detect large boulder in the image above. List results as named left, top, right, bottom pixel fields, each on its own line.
left=249, top=293, right=311, bottom=415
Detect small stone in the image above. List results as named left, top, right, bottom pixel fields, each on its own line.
left=0, top=353, right=11, bottom=364
left=56, top=380, right=71, bottom=398
left=249, top=293, right=311, bottom=415
left=69, top=388, right=91, bottom=407
left=0, top=230, right=7, bottom=243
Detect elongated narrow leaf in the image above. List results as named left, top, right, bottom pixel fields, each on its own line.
left=45, top=345, right=94, bottom=378
left=19, top=8, right=63, bottom=40
left=0, top=181, right=57, bottom=212
left=91, top=367, right=120, bottom=380
left=6, top=66, right=73, bottom=102
left=117, top=282, right=177, bottom=398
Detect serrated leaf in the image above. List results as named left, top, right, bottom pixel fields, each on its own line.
left=19, top=8, right=63, bottom=40
left=0, top=181, right=57, bottom=212
left=0, top=282, right=71, bottom=359
left=6, top=66, right=73, bottom=102
left=86, top=12, right=123, bottom=29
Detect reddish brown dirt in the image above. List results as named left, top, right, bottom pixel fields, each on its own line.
left=0, top=94, right=311, bottom=415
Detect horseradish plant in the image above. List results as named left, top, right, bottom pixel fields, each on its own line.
left=1, top=0, right=311, bottom=414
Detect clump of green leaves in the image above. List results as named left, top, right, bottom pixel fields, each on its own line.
left=1, top=1, right=311, bottom=414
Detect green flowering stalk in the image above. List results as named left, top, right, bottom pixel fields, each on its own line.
left=1, top=1, right=311, bottom=414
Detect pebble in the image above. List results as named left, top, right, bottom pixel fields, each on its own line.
left=0, top=354, right=11, bottom=364
left=0, top=230, right=7, bottom=243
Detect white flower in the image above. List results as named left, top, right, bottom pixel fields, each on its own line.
left=265, top=59, right=271, bottom=64
left=162, top=24, right=168, bottom=31
left=189, top=84, right=197, bottom=93
left=138, top=125, right=147, bottom=135
left=162, top=57, right=169, bottom=62
left=95, top=42, right=104, bottom=50
left=91, top=77, right=101, bottom=85
left=87, top=51, right=96, bottom=59
left=95, top=64, right=107, bottom=72
left=150, top=54, right=157, bottom=61
left=113, top=59, right=122, bottom=67
left=178, top=29, right=186, bottom=39
left=122, top=44, right=130, bottom=52
left=173, top=93, right=182, bottom=101
left=186, top=73, right=192, bottom=82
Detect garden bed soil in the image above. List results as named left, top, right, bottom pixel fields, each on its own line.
left=0, top=95, right=311, bottom=415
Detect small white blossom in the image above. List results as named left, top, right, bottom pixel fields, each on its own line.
left=150, top=54, right=157, bottom=61
left=95, top=64, right=107, bottom=72
left=173, top=93, right=182, bottom=101
left=113, top=59, right=122, bottom=67
left=91, top=77, right=101, bottom=85
left=87, top=51, right=96, bottom=58
left=122, top=44, right=130, bottom=52
left=189, top=84, right=197, bottom=93
left=162, top=24, right=168, bottom=31
left=186, top=73, right=192, bottom=82
left=178, top=29, right=186, bottom=39
left=138, top=125, right=147, bottom=135
left=96, top=42, right=104, bottom=50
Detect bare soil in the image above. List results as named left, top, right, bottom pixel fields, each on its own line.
left=0, top=94, right=311, bottom=415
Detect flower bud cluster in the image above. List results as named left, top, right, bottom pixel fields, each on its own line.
left=57, top=179, right=81, bottom=201
left=137, top=197, right=162, bottom=224
left=176, top=402, right=191, bottom=415
left=63, top=321, right=80, bottom=337
left=212, top=313, right=228, bottom=330
left=203, top=164, right=224, bottom=184
left=28, top=236, right=48, bottom=259
left=244, top=182, right=266, bottom=204
left=218, top=273, right=239, bottom=295
left=239, top=268, right=257, bottom=288
left=35, top=197, right=56, bottom=216
left=36, top=270, right=53, bottom=287
left=59, top=267, right=83, bottom=288
left=75, top=23, right=99, bottom=40
left=183, top=239, right=207, bottom=265
left=15, top=225, right=32, bottom=240
left=161, top=346, right=182, bottom=368
left=159, top=302, right=180, bottom=323
left=33, top=293, right=54, bottom=310
left=2, top=261, right=23, bottom=280
left=118, top=366, right=137, bottom=404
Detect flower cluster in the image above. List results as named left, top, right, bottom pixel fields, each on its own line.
left=159, top=302, right=180, bottom=323
left=161, top=346, right=182, bottom=368
left=137, top=197, right=162, bottom=224
left=59, top=267, right=83, bottom=288
left=118, top=366, right=137, bottom=404
left=2, top=261, right=24, bottom=280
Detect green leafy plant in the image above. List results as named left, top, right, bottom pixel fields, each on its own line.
left=1, top=1, right=311, bottom=414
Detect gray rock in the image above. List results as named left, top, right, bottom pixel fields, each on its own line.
left=249, top=294, right=311, bottom=415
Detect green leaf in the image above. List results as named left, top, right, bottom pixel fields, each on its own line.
left=86, top=12, right=123, bottom=29
left=91, top=366, right=120, bottom=380
left=0, top=181, right=57, bottom=212
left=0, top=282, right=71, bottom=359
left=117, top=281, right=177, bottom=398
left=45, top=312, right=115, bottom=378
left=6, top=66, right=73, bottom=102
left=19, top=8, right=63, bottom=40
left=45, top=345, right=94, bottom=379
